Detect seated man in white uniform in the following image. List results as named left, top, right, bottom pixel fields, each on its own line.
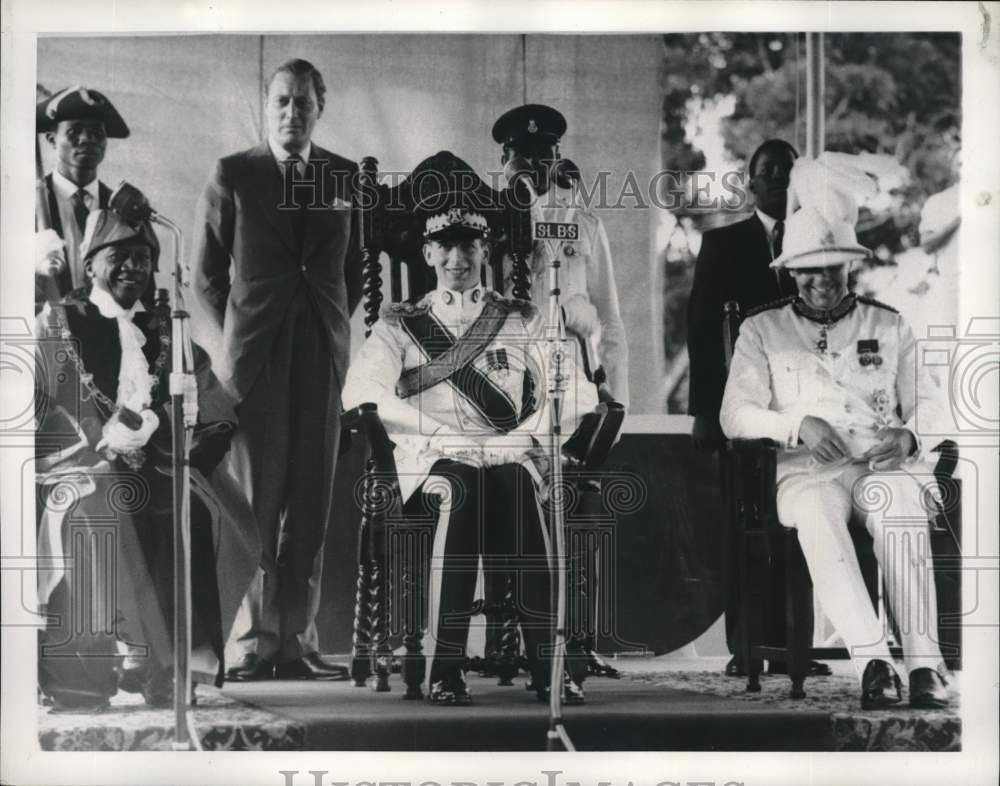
left=720, top=153, right=951, bottom=710
left=342, top=152, right=597, bottom=705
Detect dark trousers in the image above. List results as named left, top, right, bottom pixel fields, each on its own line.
left=415, top=461, right=553, bottom=685
left=230, top=290, right=343, bottom=662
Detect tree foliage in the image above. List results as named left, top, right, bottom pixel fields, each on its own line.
left=659, top=32, right=961, bottom=410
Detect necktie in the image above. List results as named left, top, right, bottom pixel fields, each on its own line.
left=72, top=189, right=90, bottom=234
left=772, top=219, right=795, bottom=295
left=282, top=155, right=309, bottom=247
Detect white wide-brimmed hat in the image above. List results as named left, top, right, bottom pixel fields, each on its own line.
left=771, top=151, right=882, bottom=270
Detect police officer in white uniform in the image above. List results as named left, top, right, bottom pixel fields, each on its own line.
left=492, top=104, right=629, bottom=409
left=342, top=152, right=597, bottom=705
left=720, top=154, right=951, bottom=710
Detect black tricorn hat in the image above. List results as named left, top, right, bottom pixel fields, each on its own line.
left=491, top=103, right=566, bottom=147
left=405, top=151, right=501, bottom=241
left=37, top=86, right=130, bottom=138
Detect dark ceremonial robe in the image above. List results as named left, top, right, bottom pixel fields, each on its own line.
left=34, top=292, right=259, bottom=703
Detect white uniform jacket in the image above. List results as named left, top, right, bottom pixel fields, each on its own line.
left=502, top=190, right=629, bottom=409
left=342, top=284, right=598, bottom=502
left=720, top=294, right=942, bottom=483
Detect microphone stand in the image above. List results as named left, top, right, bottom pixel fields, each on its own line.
left=544, top=244, right=575, bottom=753
left=161, top=213, right=200, bottom=752
left=505, top=161, right=575, bottom=750
left=109, top=181, right=199, bottom=751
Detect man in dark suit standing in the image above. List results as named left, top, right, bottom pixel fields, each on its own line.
left=35, top=87, right=130, bottom=309
left=193, top=58, right=362, bottom=680
left=687, top=139, right=829, bottom=677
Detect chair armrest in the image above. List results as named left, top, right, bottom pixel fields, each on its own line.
left=340, top=403, right=398, bottom=477
left=562, top=401, right=626, bottom=470
left=726, top=437, right=779, bottom=453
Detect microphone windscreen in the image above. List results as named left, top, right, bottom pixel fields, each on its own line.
left=503, top=157, right=533, bottom=186
left=109, top=180, right=153, bottom=224
left=552, top=158, right=580, bottom=189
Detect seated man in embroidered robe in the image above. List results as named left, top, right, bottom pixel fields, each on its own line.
left=342, top=152, right=597, bottom=705
left=720, top=153, right=951, bottom=710
left=34, top=208, right=258, bottom=710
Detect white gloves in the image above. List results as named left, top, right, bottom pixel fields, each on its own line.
left=36, top=229, right=67, bottom=276
left=96, top=409, right=159, bottom=456
left=561, top=294, right=600, bottom=338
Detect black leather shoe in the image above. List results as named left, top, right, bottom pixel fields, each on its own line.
left=767, top=660, right=833, bottom=677
left=724, top=655, right=746, bottom=677
left=117, top=663, right=148, bottom=694
left=908, top=668, right=950, bottom=710
left=429, top=674, right=472, bottom=706
left=275, top=652, right=349, bottom=681
left=141, top=668, right=173, bottom=708
left=226, top=653, right=276, bottom=681
left=535, top=673, right=586, bottom=706
left=860, top=659, right=902, bottom=710
left=586, top=650, right=620, bottom=678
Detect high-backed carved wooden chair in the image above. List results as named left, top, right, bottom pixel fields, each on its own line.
left=722, top=300, right=962, bottom=699
left=342, top=154, right=625, bottom=698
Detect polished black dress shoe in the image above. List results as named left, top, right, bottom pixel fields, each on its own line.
left=586, top=650, right=620, bottom=678
left=860, top=659, right=902, bottom=710
left=117, top=663, right=148, bottom=694
left=226, top=653, right=276, bottom=681
left=767, top=660, right=833, bottom=677
left=275, top=652, right=349, bottom=680
left=141, top=667, right=173, bottom=708
left=535, top=673, right=586, bottom=706
left=909, top=668, right=950, bottom=709
left=429, top=674, right=472, bottom=706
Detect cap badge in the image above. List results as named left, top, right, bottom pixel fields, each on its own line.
left=527, top=119, right=538, bottom=134
left=821, top=229, right=836, bottom=246
left=447, top=207, right=464, bottom=225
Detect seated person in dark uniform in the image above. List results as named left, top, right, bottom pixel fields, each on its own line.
left=342, top=153, right=597, bottom=705
left=35, top=208, right=257, bottom=710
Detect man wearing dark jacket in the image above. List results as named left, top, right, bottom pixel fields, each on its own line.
left=193, top=58, right=362, bottom=681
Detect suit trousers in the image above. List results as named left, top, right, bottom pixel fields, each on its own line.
left=776, top=462, right=944, bottom=681
left=230, top=289, right=343, bottom=662
left=418, top=461, right=554, bottom=686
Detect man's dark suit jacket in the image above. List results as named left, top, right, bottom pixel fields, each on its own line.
left=687, top=213, right=795, bottom=418
left=35, top=174, right=113, bottom=308
left=192, top=142, right=362, bottom=402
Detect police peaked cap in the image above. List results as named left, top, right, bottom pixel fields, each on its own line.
left=491, top=103, right=566, bottom=146
left=37, top=86, right=130, bottom=138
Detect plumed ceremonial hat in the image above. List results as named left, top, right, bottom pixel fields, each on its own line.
left=36, top=86, right=130, bottom=138
left=491, top=103, right=566, bottom=147
left=919, top=182, right=960, bottom=253
left=80, top=209, right=160, bottom=268
left=771, top=152, right=876, bottom=270
left=407, top=151, right=499, bottom=241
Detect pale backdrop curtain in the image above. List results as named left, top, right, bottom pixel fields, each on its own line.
left=38, top=33, right=665, bottom=412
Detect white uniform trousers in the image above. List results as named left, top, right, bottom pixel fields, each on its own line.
left=775, top=460, right=945, bottom=682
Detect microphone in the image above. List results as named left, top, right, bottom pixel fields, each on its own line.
left=551, top=158, right=580, bottom=189
left=110, top=180, right=169, bottom=227
left=503, top=156, right=539, bottom=200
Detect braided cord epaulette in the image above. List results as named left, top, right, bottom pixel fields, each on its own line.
left=379, top=299, right=430, bottom=324
left=746, top=295, right=796, bottom=318
left=856, top=295, right=899, bottom=314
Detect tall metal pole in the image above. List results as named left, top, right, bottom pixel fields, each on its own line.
left=805, top=32, right=825, bottom=158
